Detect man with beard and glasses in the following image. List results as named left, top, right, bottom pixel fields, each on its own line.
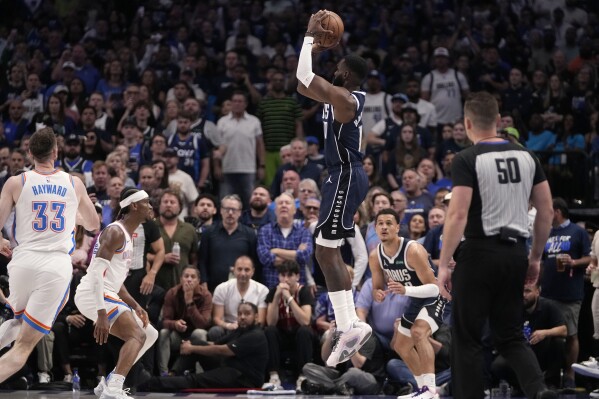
left=198, top=195, right=258, bottom=292
left=296, top=13, right=372, bottom=367
left=140, top=302, right=268, bottom=392
left=240, top=185, right=275, bottom=231
left=187, top=193, right=219, bottom=248
left=156, top=189, right=198, bottom=291
left=208, top=256, right=269, bottom=341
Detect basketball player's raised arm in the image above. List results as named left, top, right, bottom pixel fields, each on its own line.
left=74, top=177, right=100, bottom=232
left=296, top=11, right=357, bottom=124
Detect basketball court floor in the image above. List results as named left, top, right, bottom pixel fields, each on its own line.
left=0, top=392, right=592, bottom=398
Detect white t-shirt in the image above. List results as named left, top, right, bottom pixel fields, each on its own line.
left=212, top=278, right=269, bottom=323
left=406, top=99, right=438, bottom=128
left=421, top=69, right=469, bottom=124
left=362, top=91, right=392, bottom=138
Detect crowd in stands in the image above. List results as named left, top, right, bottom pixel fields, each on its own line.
left=0, top=0, right=599, bottom=395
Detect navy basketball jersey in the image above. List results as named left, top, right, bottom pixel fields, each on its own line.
left=167, top=134, right=204, bottom=181
left=377, top=238, right=432, bottom=287
left=321, top=90, right=366, bottom=168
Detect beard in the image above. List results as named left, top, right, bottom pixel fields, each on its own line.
left=198, top=211, right=212, bottom=222
left=332, top=75, right=345, bottom=87
left=250, top=200, right=267, bottom=212
left=160, top=210, right=178, bottom=220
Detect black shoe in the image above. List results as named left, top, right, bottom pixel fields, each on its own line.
left=536, top=388, right=558, bottom=399
left=301, top=379, right=333, bottom=395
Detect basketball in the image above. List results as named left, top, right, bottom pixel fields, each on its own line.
left=317, top=11, right=344, bottom=49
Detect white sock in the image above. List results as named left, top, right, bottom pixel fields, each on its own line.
left=329, top=290, right=350, bottom=331
left=345, top=290, right=358, bottom=322
left=106, top=368, right=115, bottom=382
left=415, top=375, right=424, bottom=389
left=423, top=373, right=436, bottom=391
left=107, top=373, right=125, bottom=392
left=0, top=319, right=21, bottom=349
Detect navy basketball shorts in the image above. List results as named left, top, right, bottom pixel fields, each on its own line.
left=315, top=162, right=368, bottom=248
left=399, top=295, right=448, bottom=337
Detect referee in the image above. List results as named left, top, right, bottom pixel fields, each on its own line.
left=437, top=92, right=555, bottom=399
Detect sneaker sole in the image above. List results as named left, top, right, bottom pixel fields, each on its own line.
left=326, top=327, right=373, bottom=367
left=572, top=363, right=599, bottom=378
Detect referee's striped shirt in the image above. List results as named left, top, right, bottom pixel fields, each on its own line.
left=451, top=140, right=546, bottom=239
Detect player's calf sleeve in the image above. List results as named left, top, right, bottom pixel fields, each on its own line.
left=133, top=323, right=158, bottom=365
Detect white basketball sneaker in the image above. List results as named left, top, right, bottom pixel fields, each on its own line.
left=326, top=320, right=372, bottom=367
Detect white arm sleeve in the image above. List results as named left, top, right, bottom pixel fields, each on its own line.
left=296, top=36, right=316, bottom=87
left=404, top=283, right=439, bottom=298
left=87, top=257, right=110, bottom=311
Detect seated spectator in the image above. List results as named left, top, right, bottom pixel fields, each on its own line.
left=141, top=302, right=268, bottom=391
left=525, top=113, right=557, bottom=152
left=158, top=266, right=212, bottom=376
left=401, top=168, right=434, bottom=226
left=264, top=260, right=315, bottom=390
left=356, top=277, right=410, bottom=352
left=491, top=282, right=566, bottom=390
left=208, top=256, right=269, bottom=341
left=271, top=138, right=322, bottom=198
left=407, top=213, right=427, bottom=242
left=301, top=320, right=385, bottom=395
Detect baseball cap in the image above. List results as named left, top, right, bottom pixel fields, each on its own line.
left=433, top=47, right=450, bottom=57
left=163, top=148, right=178, bottom=157
left=54, top=85, right=69, bottom=94
left=367, top=70, right=382, bottom=79
left=391, top=93, right=408, bottom=103
left=62, top=61, right=76, bottom=70
left=65, top=134, right=80, bottom=144
left=305, top=136, right=319, bottom=145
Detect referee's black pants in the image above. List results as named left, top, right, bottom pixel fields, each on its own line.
left=451, top=237, right=545, bottom=399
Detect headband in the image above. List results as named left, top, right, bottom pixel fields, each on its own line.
left=119, top=190, right=149, bottom=208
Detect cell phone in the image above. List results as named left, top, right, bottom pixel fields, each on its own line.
left=87, top=186, right=97, bottom=195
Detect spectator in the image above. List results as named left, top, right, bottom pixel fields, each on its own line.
left=540, top=197, right=591, bottom=389
left=166, top=110, right=209, bottom=185
left=240, top=185, right=275, bottom=231
left=420, top=47, right=470, bottom=133
left=405, top=77, right=437, bottom=132
left=57, top=134, right=93, bottom=184
left=264, top=260, right=315, bottom=390
left=256, top=71, right=304, bottom=186
left=158, top=266, right=212, bottom=376
left=356, top=277, right=410, bottom=352
left=156, top=189, right=199, bottom=291
left=258, top=193, right=313, bottom=288
left=362, top=70, right=393, bottom=139
left=3, top=100, right=28, bottom=148
left=400, top=168, right=434, bottom=225
left=141, top=302, right=268, bottom=391
left=208, top=255, right=269, bottom=341
left=187, top=193, right=219, bottom=246
left=20, top=72, right=44, bottom=121
left=163, top=147, right=198, bottom=218
left=366, top=92, right=404, bottom=164
left=525, top=113, right=557, bottom=152
left=270, top=138, right=322, bottom=198
left=386, top=124, right=427, bottom=190
left=198, top=194, right=257, bottom=292
left=491, top=281, right=567, bottom=390
left=213, top=91, right=265, bottom=209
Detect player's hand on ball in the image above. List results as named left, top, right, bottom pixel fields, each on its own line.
left=307, top=10, right=333, bottom=44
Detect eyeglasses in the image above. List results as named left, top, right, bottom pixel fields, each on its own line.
left=222, top=207, right=241, bottom=213
left=306, top=206, right=319, bottom=211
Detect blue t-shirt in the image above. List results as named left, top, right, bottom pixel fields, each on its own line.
left=525, top=130, right=556, bottom=151
left=541, top=220, right=591, bottom=302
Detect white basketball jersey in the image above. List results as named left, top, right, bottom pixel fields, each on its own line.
left=90, top=221, right=133, bottom=293
left=13, top=170, right=78, bottom=254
